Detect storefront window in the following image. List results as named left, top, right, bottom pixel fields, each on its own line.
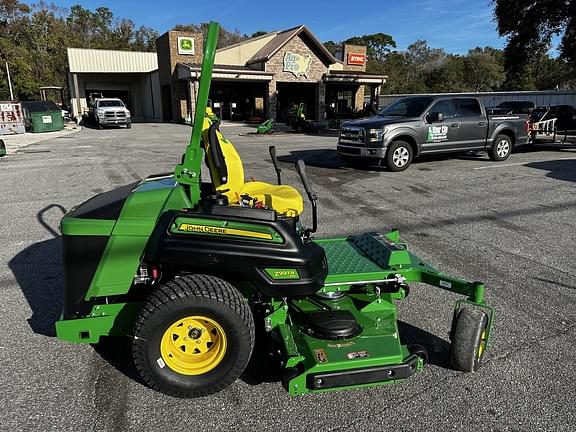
left=326, top=86, right=356, bottom=119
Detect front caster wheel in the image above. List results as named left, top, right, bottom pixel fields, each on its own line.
left=450, top=307, right=488, bottom=372
left=132, top=274, right=255, bottom=398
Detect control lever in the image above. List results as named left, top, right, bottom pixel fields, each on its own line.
left=295, top=159, right=317, bottom=235
left=269, top=145, right=282, bottom=185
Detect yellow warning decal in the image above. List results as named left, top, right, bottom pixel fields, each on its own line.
left=177, top=223, right=273, bottom=240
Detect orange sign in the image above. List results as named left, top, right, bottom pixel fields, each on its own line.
left=347, top=53, right=366, bottom=65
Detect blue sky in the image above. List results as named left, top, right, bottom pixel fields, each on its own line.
left=30, top=0, right=505, bottom=54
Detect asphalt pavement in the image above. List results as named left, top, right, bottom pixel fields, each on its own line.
left=1, top=122, right=575, bottom=431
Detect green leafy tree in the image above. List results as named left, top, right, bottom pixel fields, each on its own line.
left=344, top=33, right=396, bottom=64
left=493, top=0, right=576, bottom=83
left=172, top=22, right=248, bottom=49
left=464, top=47, right=505, bottom=91
left=323, top=40, right=339, bottom=56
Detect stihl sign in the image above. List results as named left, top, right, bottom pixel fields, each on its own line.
left=347, top=53, right=366, bottom=65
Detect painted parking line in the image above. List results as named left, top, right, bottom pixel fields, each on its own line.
left=473, top=155, right=576, bottom=170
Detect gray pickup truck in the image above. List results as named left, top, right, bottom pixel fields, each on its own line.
left=338, top=96, right=529, bottom=171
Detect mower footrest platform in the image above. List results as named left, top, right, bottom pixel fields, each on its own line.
left=306, top=355, right=419, bottom=390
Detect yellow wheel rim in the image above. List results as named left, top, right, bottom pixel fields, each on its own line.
left=160, top=315, right=227, bottom=375
left=477, top=329, right=487, bottom=359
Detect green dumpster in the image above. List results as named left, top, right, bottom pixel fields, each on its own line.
left=21, top=101, right=65, bottom=133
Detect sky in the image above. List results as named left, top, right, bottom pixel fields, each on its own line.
left=29, top=0, right=506, bottom=54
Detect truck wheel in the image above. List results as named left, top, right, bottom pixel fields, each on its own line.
left=450, top=307, right=488, bottom=372
left=126, top=122, right=132, bottom=129
left=132, top=274, right=255, bottom=398
left=386, top=140, right=413, bottom=172
left=489, top=134, right=512, bottom=161
left=97, top=122, right=103, bottom=130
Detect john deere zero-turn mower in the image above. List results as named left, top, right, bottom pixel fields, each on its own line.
left=56, top=22, right=493, bottom=398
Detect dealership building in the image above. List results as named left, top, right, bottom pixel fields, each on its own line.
left=67, top=25, right=387, bottom=123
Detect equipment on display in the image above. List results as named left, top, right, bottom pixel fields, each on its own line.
left=56, top=22, right=493, bottom=398
left=256, top=119, right=275, bottom=134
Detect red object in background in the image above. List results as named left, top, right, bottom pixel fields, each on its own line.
left=347, top=53, right=366, bottom=65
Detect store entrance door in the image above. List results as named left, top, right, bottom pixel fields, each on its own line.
left=325, top=84, right=359, bottom=120
left=276, top=82, right=317, bottom=122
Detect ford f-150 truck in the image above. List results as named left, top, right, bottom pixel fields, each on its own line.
left=337, top=96, right=529, bottom=171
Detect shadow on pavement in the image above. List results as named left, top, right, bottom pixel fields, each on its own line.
left=277, top=149, right=537, bottom=172
left=278, top=149, right=378, bottom=171
left=92, top=336, right=145, bottom=385
left=9, top=237, right=63, bottom=336
left=9, top=204, right=67, bottom=336
left=524, top=159, right=576, bottom=183
left=398, top=320, right=451, bottom=368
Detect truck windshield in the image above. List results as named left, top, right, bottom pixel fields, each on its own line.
left=98, top=100, right=124, bottom=107
left=378, top=97, right=433, bottom=117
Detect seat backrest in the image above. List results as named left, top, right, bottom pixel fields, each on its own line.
left=202, top=120, right=245, bottom=199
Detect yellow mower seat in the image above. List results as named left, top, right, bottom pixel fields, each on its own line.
left=203, top=121, right=303, bottom=217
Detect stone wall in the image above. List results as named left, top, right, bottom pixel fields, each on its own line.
left=267, top=35, right=329, bottom=83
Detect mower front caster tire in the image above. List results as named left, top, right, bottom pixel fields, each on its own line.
left=450, top=307, right=488, bottom=372
left=132, top=274, right=255, bottom=398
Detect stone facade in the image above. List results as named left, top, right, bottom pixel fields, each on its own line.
left=342, top=44, right=367, bottom=72
left=156, top=31, right=203, bottom=121
left=266, top=35, right=330, bottom=120
left=267, top=35, right=330, bottom=82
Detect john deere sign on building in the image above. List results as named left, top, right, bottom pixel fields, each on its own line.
left=66, top=24, right=386, bottom=123
left=177, top=37, right=195, bottom=55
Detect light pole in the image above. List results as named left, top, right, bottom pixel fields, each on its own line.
left=5, top=62, right=14, bottom=100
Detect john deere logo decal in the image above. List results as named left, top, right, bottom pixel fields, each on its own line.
left=283, top=51, right=312, bottom=78
left=177, top=223, right=273, bottom=240
left=178, top=37, right=195, bottom=55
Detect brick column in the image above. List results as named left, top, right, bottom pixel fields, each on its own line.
left=187, top=80, right=195, bottom=122
left=316, top=81, right=326, bottom=121
left=354, top=85, right=365, bottom=113
left=267, top=80, right=277, bottom=121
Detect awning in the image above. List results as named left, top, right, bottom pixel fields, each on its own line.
left=324, top=72, right=387, bottom=85
left=178, top=63, right=273, bottom=81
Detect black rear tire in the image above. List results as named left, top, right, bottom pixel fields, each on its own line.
left=489, top=134, right=512, bottom=161
left=133, top=274, right=255, bottom=398
left=450, top=307, right=488, bottom=372
left=386, top=140, right=413, bottom=171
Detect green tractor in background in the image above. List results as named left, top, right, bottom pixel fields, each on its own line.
left=56, top=22, right=493, bottom=398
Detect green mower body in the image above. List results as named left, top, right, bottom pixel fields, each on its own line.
left=55, top=22, right=493, bottom=398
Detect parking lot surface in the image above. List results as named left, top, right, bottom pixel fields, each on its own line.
left=1, top=122, right=575, bottom=431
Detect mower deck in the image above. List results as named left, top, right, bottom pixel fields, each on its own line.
left=262, top=233, right=491, bottom=395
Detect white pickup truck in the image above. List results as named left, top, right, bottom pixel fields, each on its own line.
left=87, top=98, right=131, bottom=129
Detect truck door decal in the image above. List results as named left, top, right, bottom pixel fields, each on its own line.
left=426, top=125, right=449, bottom=142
